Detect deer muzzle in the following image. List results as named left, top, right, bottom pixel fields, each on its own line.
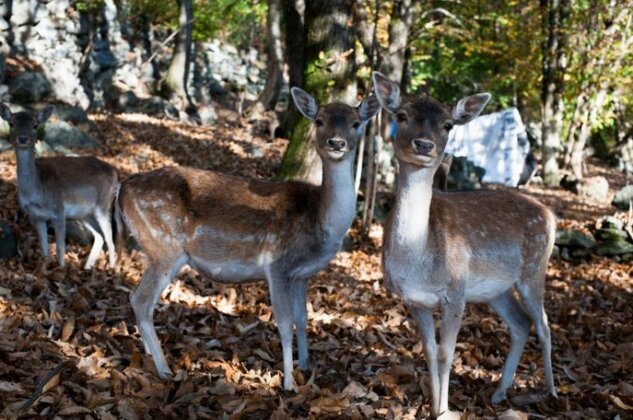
left=412, top=139, right=435, bottom=156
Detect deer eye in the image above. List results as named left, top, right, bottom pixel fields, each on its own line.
left=443, top=121, right=454, bottom=132
left=315, top=118, right=324, bottom=127
left=33, top=124, right=38, bottom=129
left=8, top=122, right=14, bottom=128
left=352, top=121, right=360, bottom=129
left=396, top=112, right=407, bottom=123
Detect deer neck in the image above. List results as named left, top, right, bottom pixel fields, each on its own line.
left=390, top=162, right=435, bottom=248
left=317, top=156, right=356, bottom=241
left=15, top=147, right=42, bottom=202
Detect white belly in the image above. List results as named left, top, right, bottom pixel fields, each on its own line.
left=188, top=255, right=266, bottom=283
left=465, top=276, right=516, bottom=303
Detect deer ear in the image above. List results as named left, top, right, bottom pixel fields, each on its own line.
left=291, top=87, right=318, bottom=121
left=0, top=102, right=12, bottom=122
left=36, top=106, right=54, bottom=124
left=357, top=95, right=380, bottom=122
left=372, top=71, right=401, bottom=113
left=452, top=93, right=491, bottom=125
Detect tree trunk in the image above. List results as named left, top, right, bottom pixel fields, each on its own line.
left=279, top=0, right=357, bottom=183
left=352, top=0, right=380, bottom=68
left=360, top=0, right=413, bottom=232
left=281, top=0, right=305, bottom=138
left=567, top=4, right=633, bottom=178
left=383, top=0, right=413, bottom=87
left=540, top=0, right=570, bottom=186
left=163, top=0, right=194, bottom=108
left=253, top=0, right=284, bottom=112
left=570, top=85, right=609, bottom=179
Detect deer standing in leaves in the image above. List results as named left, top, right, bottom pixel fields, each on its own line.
left=372, top=72, right=557, bottom=418
left=115, top=89, right=380, bottom=389
left=0, top=103, right=118, bottom=269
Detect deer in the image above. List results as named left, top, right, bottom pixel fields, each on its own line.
left=0, top=103, right=118, bottom=269
left=371, top=72, right=557, bottom=418
left=115, top=88, right=380, bottom=390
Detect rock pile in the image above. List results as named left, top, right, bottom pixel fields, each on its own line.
left=612, top=185, right=633, bottom=210
left=0, top=1, right=266, bottom=115
left=555, top=215, right=633, bottom=261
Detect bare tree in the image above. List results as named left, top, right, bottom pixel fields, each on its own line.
left=163, top=0, right=194, bottom=109
left=252, top=0, right=284, bottom=112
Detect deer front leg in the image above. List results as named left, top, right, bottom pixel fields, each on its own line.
left=489, top=289, right=531, bottom=404
left=53, top=218, right=66, bottom=267
left=438, top=299, right=465, bottom=416
left=292, top=278, right=309, bottom=371
left=410, top=306, right=440, bottom=417
left=130, top=257, right=186, bottom=379
left=33, top=219, right=49, bottom=257
left=267, top=270, right=296, bottom=391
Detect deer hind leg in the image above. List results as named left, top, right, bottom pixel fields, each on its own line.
left=53, top=218, right=66, bottom=267
left=438, top=300, right=465, bottom=416
left=33, top=219, right=49, bottom=257
left=94, top=208, right=116, bottom=267
left=516, top=280, right=557, bottom=399
left=83, top=218, right=104, bottom=270
left=410, top=306, right=440, bottom=417
left=292, top=278, right=309, bottom=370
left=130, top=256, right=187, bottom=379
left=267, top=269, right=296, bottom=391
left=489, top=289, right=531, bottom=404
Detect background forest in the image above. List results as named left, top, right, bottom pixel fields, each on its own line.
left=0, top=0, right=632, bottom=418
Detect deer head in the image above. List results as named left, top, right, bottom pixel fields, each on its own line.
left=0, top=103, right=54, bottom=149
left=372, top=72, right=490, bottom=169
left=291, top=87, right=380, bottom=161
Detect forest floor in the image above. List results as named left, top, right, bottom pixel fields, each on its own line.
left=0, top=113, right=631, bottom=419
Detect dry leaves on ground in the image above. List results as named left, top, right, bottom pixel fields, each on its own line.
left=0, top=113, right=631, bottom=419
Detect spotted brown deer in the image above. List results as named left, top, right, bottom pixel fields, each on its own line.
left=115, top=89, right=380, bottom=389
left=372, top=72, right=557, bottom=417
left=0, top=103, right=118, bottom=269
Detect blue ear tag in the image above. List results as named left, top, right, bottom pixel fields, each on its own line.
left=390, top=119, right=398, bottom=139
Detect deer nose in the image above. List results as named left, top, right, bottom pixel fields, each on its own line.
left=412, top=139, right=435, bottom=154
left=327, top=138, right=347, bottom=151
left=17, top=135, right=29, bottom=144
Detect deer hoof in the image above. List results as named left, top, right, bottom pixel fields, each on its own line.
left=157, top=368, right=173, bottom=380
left=491, top=389, right=508, bottom=405
left=436, top=409, right=461, bottom=420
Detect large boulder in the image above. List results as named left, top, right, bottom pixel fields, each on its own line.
left=555, top=230, right=597, bottom=249
left=138, top=96, right=179, bottom=119
left=612, top=185, right=633, bottom=210
left=580, top=176, right=609, bottom=202
left=43, top=121, right=101, bottom=150
left=595, top=240, right=633, bottom=256
left=52, top=105, right=89, bottom=124
left=9, top=72, right=52, bottom=103
left=447, top=156, right=486, bottom=191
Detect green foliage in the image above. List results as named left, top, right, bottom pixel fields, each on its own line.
left=407, top=2, right=541, bottom=114
left=194, top=0, right=266, bottom=44
left=128, top=0, right=176, bottom=25
left=125, top=0, right=265, bottom=44
left=75, top=0, right=106, bottom=13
